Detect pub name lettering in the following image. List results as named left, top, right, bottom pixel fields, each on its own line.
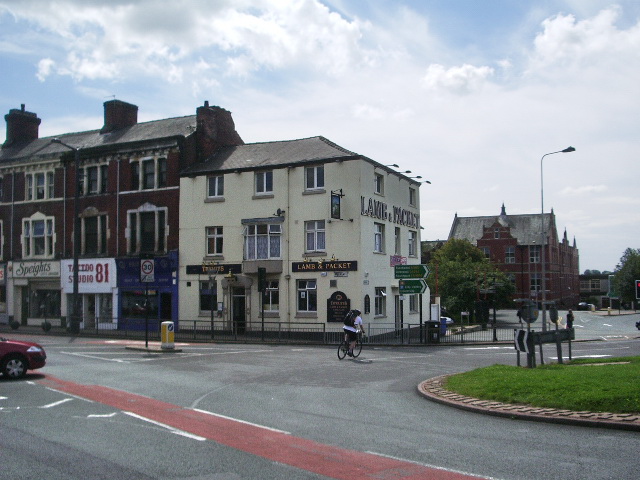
left=360, top=196, right=419, bottom=229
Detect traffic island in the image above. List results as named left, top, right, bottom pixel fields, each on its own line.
left=418, top=375, right=640, bottom=432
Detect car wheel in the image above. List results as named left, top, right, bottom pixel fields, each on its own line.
left=1, top=355, right=28, bottom=379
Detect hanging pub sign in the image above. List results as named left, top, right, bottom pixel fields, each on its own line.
left=330, top=189, right=343, bottom=220
left=292, top=260, right=357, bottom=272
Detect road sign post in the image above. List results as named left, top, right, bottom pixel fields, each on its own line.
left=398, top=279, right=427, bottom=294
left=394, top=264, right=430, bottom=279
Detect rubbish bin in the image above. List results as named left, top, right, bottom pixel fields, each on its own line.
left=440, top=318, right=447, bottom=336
left=426, top=321, right=440, bottom=343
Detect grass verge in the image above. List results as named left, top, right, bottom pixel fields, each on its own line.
left=443, top=356, right=640, bottom=414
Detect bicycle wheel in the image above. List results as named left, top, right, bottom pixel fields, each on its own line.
left=337, top=341, right=348, bottom=360
left=352, top=338, right=363, bottom=358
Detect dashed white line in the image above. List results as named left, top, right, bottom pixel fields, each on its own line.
left=87, top=412, right=118, bottom=418
left=123, top=411, right=207, bottom=441
left=39, top=398, right=74, bottom=409
left=366, top=451, right=499, bottom=480
left=193, top=408, right=291, bottom=434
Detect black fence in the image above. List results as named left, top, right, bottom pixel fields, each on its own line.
left=3, top=316, right=517, bottom=346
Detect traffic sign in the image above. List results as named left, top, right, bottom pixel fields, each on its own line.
left=140, top=258, right=155, bottom=283
left=394, top=264, right=430, bottom=279
left=398, top=279, right=427, bottom=294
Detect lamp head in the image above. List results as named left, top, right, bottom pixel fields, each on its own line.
left=562, top=146, right=575, bottom=153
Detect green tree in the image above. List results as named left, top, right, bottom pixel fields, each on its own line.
left=426, top=239, right=514, bottom=320
left=612, top=248, right=640, bottom=303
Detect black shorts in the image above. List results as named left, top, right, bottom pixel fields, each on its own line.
left=343, top=328, right=358, bottom=342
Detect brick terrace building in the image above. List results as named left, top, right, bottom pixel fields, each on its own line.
left=0, top=100, right=242, bottom=330
left=448, top=204, right=580, bottom=308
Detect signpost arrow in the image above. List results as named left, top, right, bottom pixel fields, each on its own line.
left=394, top=264, right=430, bottom=279
left=398, top=279, right=427, bottom=294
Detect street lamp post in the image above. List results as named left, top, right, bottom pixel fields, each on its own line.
left=52, top=138, right=82, bottom=334
left=540, top=146, right=575, bottom=331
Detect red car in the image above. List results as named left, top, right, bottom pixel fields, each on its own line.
left=0, top=337, right=47, bottom=379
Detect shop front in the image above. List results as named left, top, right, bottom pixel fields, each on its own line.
left=117, top=251, right=178, bottom=331
left=8, top=260, right=61, bottom=328
left=61, top=258, right=117, bottom=331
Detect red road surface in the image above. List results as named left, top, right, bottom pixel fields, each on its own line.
left=39, top=375, right=490, bottom=480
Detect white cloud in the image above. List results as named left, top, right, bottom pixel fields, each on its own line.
left=36, top=58, right=55, bottom=81
left=560, top=185, right=607, bottom=195
left=422, top=63, right=495, bottom=94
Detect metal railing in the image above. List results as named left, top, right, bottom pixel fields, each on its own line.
left=5, top=315, right=517, bottom=346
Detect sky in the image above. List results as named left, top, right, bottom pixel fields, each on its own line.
left=1, top=0, right=638, bottom=273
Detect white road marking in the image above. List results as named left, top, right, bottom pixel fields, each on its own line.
left=43, top=387, right=94, bottom=402
left=123, top=411, right=207, bottom=441
left=40, top=398, right=74, bottom=409
left=366, top=451, right=499, bottom=480
left=87, top=412, right=118, bottom=418
left=193, top=408, right=291, bottom=434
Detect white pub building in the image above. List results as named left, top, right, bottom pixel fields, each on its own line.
left=178, top=135, right=429, bottom=336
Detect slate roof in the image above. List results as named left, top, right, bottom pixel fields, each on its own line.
left=181, top=136, right=362, bottom=176
left=0, top=115, right=197, bottom=164
left=449, top=211, right=555, bottom=246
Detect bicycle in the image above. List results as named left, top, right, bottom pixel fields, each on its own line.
left=337, top=332, right=362, bottom=360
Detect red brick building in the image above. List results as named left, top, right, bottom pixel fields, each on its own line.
left=0, top=100, right=243, bottom=330
left=448, top=204, right=580, bottom=308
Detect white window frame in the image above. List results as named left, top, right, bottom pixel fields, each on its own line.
left=305, top=220, right=326, bottom=253
left=22, top=213, right=55, bottom=258
left=82, top=213, right=108, bottom=255
left=305, top=165, right=324, bottom=191
left=409, top=294, right=418, bottom=312
left=375, top=287, right=386, bottom=317
left=530, top=245, right=541, bottom=263
left=243, top=223, right=282, bottom=260
left=126, top=205, right=168, bottom=254
left=394, top=227, right=401, bottom=255
left=207, top=175, right=224, bottom=198
left=374, top=222, right=385, bottom=253
left=297, top=279, right=317, bottom=313
left=505, top=246, right=515, bottom=264
left=25, top=171, right=55, bottom=201
left=531, top=273, right=541, bottom=292
left=374, top=173, right=384, bottom=195
left=264, top=280, right=280, bottom=313
left=409, top=187, right=417, bottom=207
left=408, top=230, right=417, bottom=257
left=206, top=226, right=224, bottom=256
left=255, top=170, right=273, bottom=195
left=131, top=157, right=167, bottom=191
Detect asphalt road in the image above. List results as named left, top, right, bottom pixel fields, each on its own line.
left=1, top=311, right=639, bottom=480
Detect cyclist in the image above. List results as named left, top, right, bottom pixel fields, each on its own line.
left=342, top=309, right=363, bottom=357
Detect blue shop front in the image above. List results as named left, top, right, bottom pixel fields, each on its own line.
left=116, top=251, right=179, bottom=331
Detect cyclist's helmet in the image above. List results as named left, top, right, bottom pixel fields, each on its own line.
left=353, top=309, right=361, bottom=316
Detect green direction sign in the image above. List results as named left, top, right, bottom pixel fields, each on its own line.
left=398, top=279, right=427, bottom=294
left=394, top=264, right=430, bottom=279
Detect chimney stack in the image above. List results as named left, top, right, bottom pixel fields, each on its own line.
left=196, top=101, right=244, bottom=160
left=3, top=104, right=41, bottom=147
left=101, top=99, right=138, bottom=133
